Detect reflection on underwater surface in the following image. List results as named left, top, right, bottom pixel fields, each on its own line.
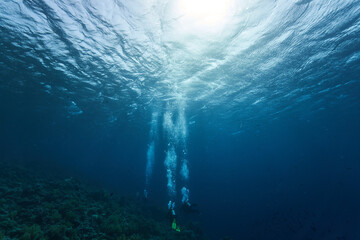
left=0, top=0, right=360, bottom=239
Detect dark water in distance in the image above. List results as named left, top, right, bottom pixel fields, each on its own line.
left=1, top=0, right=360, bottom=239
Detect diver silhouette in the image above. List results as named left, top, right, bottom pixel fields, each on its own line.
left=181, top=201, right=200, bottom=214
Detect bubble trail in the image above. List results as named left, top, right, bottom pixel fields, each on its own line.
left=162, top=99, right=191, bottom=206
left=164, top=145, right=177, bottom=197
left=144, top=112, right=158, bottom=198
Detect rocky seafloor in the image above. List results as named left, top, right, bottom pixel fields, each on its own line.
left=0, top=161, right=203, bottom=240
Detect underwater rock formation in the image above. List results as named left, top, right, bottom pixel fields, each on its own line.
left=0, top=161, right=203, bottom=240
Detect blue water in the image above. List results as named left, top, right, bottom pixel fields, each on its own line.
left=1, top=0, right=360, bottom=239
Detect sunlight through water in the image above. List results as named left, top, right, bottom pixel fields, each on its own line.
left=177, top=0, right=235, bottom=33
left=0, top=0, right=360, bottom=239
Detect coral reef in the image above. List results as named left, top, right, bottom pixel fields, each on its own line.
left=0, top=161, right=203, bottom=240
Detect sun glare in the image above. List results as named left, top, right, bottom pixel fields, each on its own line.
left=178, top=0, right=234, bottom=31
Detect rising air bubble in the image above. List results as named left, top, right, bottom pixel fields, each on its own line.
left=144, top=112, right=158, bottom=198
left=164, top=146, right=177, bottom=197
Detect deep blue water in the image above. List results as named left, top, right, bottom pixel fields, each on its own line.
left=1, top=0, right=360, bottom=239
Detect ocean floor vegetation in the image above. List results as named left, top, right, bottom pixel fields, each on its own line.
left=0, top=161, right=203, bottom=240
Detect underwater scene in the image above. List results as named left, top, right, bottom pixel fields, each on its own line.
left=0, top=0, right=360, bottom=239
